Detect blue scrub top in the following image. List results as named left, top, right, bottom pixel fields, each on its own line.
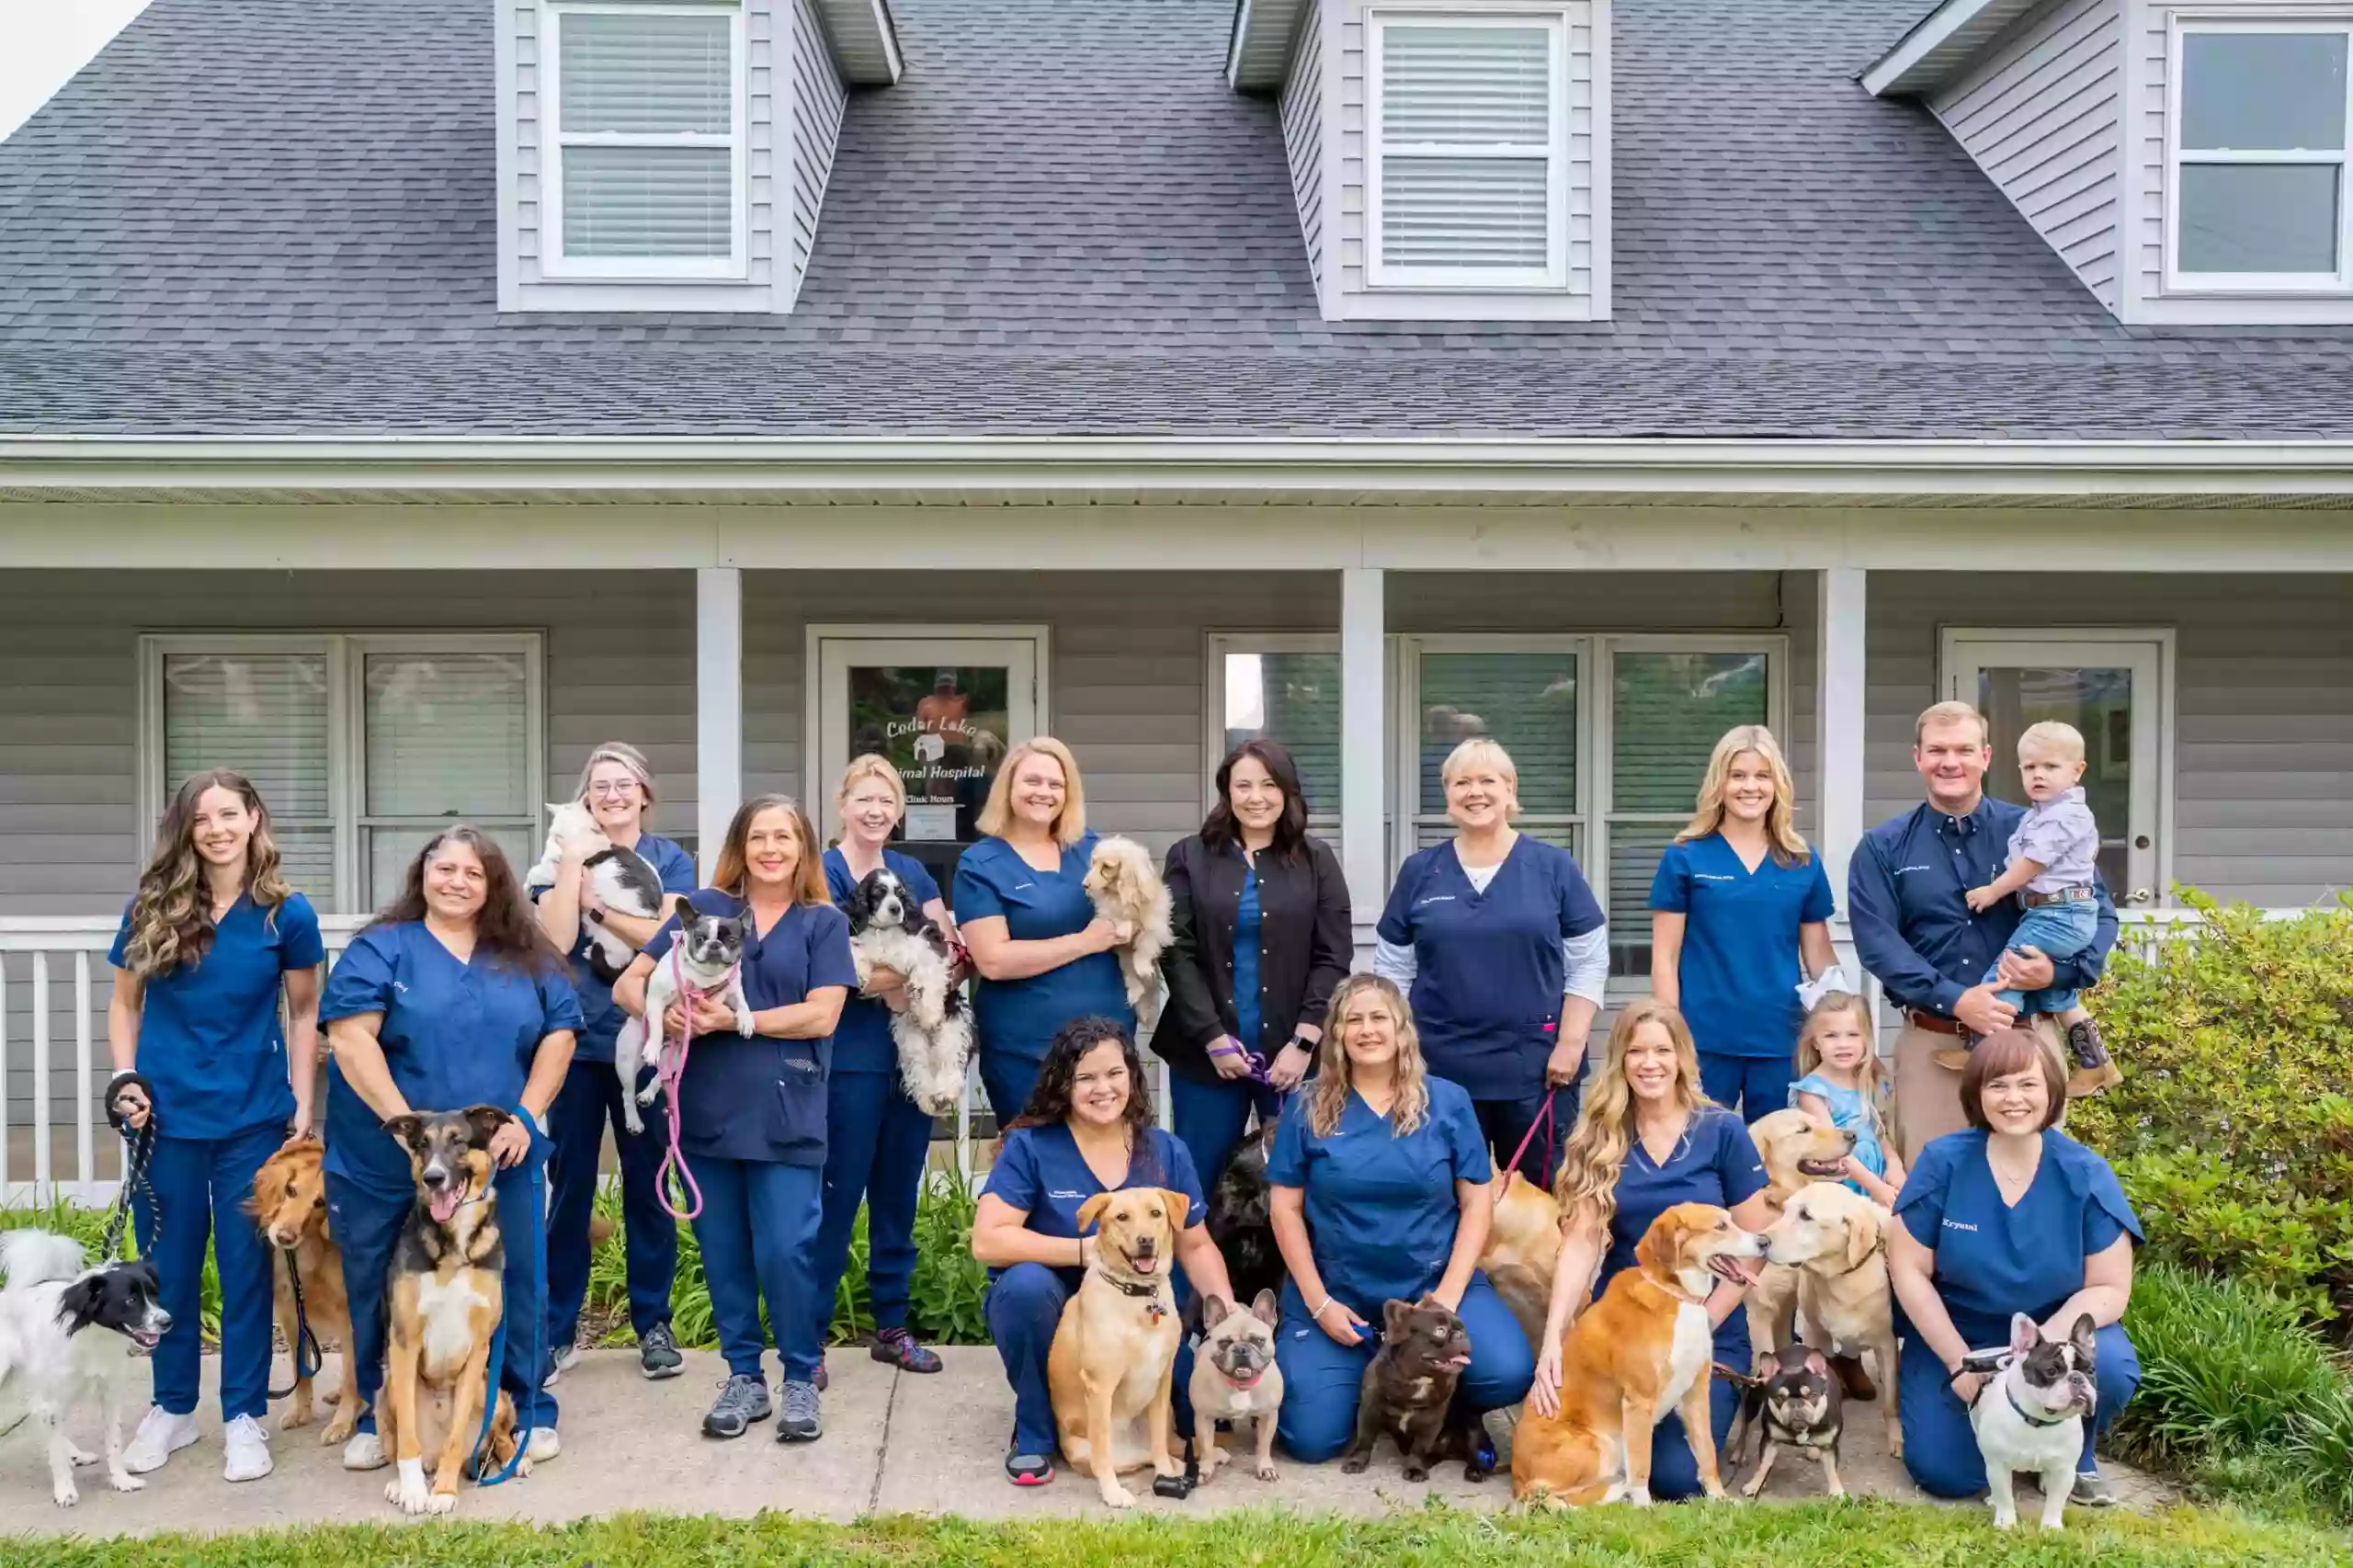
left=1267, top=1075, right=1491, bottom=1315
left=1894, top=1129, right=2142, bottom=1349
left=953, top=835, right=1133, bottom=1063
left=823, top=846, right=943, bottom=1076
left=1594, top=1106, right=1768, bottom=1291
left=1233, top=859, right=1265, bottom=1052
left=533, top=832, right=697, bottom=1065
left=319, top=922, right=583, bottom=1195
left=109, top=892, right=324, bottom=1142
left=981, top=1122, right=1206, bottom=1288
left=1650, top=834, right=1835, bottom=1060
left=642, top=891, right=858, bottom=1165
left=1374, top=837, right=1605, bottom=1099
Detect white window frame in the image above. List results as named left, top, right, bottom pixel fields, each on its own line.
left=2165, top=17, right=2353, bottom=294
left=540, top=1, right=750, bottom=281
left=1366, top=7, right=1572, bottom=290
left=1203, top=632, right=1344, bottom=830
left=138, top=632, right=548, bottom=914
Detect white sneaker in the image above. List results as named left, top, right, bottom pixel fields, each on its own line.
left=341, top=1430, right=388, bottom=1471
left=222, top=1415, right=273, bottom=1483
left=122, top=1406, right=199, bottom=1475
left=544, top=1343, right=583, bottom=1387
left=526, top=1426, right=561, bottom=1463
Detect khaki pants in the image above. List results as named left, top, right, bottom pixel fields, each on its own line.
left=1891, top=1015, right=2067, bottom=1167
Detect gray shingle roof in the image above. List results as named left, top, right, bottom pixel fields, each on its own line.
left=2, top=0, right=2350, bottom=438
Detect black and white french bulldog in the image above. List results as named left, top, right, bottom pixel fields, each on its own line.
left=1967, top=1312, right=2099, bottom=1531
left=840, top=867, right=972, bottom=1117
left=613, top=909, right=754, bottom=1135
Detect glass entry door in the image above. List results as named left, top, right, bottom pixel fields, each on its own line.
left=1943, top=631, right=2166, bottom=907
left=814, top=635, right=1042, bottom=903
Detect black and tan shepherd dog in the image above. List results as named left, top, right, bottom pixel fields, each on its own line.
left=377, top=1106, right=528, bottom=1516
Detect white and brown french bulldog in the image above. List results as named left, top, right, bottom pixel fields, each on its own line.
left=1188, top=1289, right=1283, bottom=1483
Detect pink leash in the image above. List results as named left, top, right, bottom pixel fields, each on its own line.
left=652, top=945, right=734, bottom=1222
left=1505, top=1088, right=1560, bottom=1187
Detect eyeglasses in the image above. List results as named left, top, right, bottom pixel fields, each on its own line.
left=586, top=781, right=640, bottom=800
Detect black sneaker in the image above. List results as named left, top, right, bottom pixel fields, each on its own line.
left=701, top=1374, right=771, bottom=1439
left=1006, top=1450, right=1054, bottom=1486
left=639, top=1322, right=684, bottom=1381
left=870, top=1326, right=944, bottom=1373
left=777, top=1378, right=822, bottom=1443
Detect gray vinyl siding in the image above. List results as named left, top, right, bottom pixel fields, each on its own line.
left=1930, top=0, right=2122, bottom=310
left=1865, top=573, right=2353, bottom=908
left=1279, top=1, right=1325, bottom=297
left=790, top=0, right=849, bottom=299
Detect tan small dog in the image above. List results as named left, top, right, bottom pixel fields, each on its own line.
left=1188, top=1289, right=1282, bottom=1483
left=1083, top=837, right=1173, bottom=1030
left=246, top=1138, right=358, bottom=1444
left=1480, top=1170, right=1563, bottom=1358
left=1511, top=1203, right=1767, bottom=1507
left=1753, top=1181, right=1901, bottom=1458
left=1048, top=1187, right=1188, bottom=1509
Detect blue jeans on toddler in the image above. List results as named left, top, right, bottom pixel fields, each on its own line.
left=1984, top=898, right=2097, bottom=1015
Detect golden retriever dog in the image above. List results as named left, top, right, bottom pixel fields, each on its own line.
left=246, top=1138, right=359, bottom=1444
left=1511, top=1203, right=1767, bottom=1507
left=1744, top=1111, right=1879, bottom=1400
left=1083, top=836, right=1173, bottom=1030
left=1047, top=1187, right=1188, bottom=1508
left=1480, top=1170, right=1563, bottom=1358
left=1752, top=1181, right=1901, bottom=1459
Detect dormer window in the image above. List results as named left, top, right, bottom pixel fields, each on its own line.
left=542, top=2, right=746, bottom=279
left=2169, top=21, right=2351, bottom=291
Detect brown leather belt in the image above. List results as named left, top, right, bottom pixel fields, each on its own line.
left=1905, top=1010, right=1965, bottom=1036
left=2020, top=885, right=2097, bottom=909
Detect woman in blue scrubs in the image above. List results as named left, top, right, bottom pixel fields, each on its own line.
left=321, top=825, right=578, bottom=1477
left=1529, top=999, right=1771, bottom=1500
left=1267, top=973, right=1532, bottom=1466
left=1373, top=738, right=1607, bottom=1182
left=616, top=795, right=856, bottom=1445
left=810, top=756, right=949, bottom=1382
left=956, top=738, right=1133, bottom=1124
left=1889, top=1028, right=2140, bottom=1508
left=106, top=770, right=324, bottom=1484
left=532, top=742, right=697, bottom=1384
left=971, top=1016, right=1234, bottom=1490
left=1651, top=726, right=1839, bottom=1120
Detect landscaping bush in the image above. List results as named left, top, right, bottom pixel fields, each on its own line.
left=2073, top=889, right=2353, bottom=1320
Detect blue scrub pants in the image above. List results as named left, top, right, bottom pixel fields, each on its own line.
left=1271, top=1272, right=1533, bottom=1463
left=132, top=1125, right=280, bottom=1423
left=686, top=1153, right=824, bottom=1381
left=1985, top=901, right=2098, bottom=1017
left=544, top=1059, right=676, bottom=1349
left=810, top=1070, right=935, bottom=1346
left=1900, top=1320, right=2140, bottom=1495
left=979, top=1051, right=1042, bottom=1129
left=1470, top=1084, right=1579, bottom=1186
left=1166, top=1072, right=1284, bottom=1193
left=327, top=1161, right=555, bottom=1437
left=1698, top=1053, right=1795, bottom=1124
left=983, top=1262, right=1199, bottom=1460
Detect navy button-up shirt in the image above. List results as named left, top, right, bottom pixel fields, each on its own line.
left=1848, top=797, right=2118, bottom=1017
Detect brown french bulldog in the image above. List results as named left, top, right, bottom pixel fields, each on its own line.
left=1339, top=1295, right=1489, bottom=1483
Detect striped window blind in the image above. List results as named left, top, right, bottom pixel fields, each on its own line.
left=161, top=650, right=337, bottom=900
left=555, top=7, right=738, bottom=263
left=1374, top=19, right=1560, bottom=283
left=1221, top=651, right=1342, bottom=820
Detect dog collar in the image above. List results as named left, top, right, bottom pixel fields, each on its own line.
left=2004, top=1383, right=2076, bottom=1428
left=1638, top=1267, right=1709, bottom=1306
left=1218, top=1365, right=1266, bottom=1389
left=1094, top=1266, right=1169, bottom=1320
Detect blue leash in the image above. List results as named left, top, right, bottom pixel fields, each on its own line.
left=471, top=1156, right=544, bottom=1488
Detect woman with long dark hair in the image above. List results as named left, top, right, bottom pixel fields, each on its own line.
left=107, top=769, right=324, bottom=1483
left=320, top=825, right=579, bottom=1486
left=969, top=1017, right=1234, bottom=1489
left=1157, top=740, right=1352, bottom=1187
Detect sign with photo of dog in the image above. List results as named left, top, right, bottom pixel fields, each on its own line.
left=847, top=665, right=1013, bottom=846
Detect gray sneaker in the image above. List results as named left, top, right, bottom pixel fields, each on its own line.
left=640, top=1322, right=684, bottom=1381
left=701, top=1374, right=771, bottom=1439
left=777, top=1378, right=822, bottom=1443
left=2072, top=1471, right=2120, bottom=1508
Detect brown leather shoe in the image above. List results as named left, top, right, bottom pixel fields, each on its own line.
left=1931, top=1048, right=1972, bottom=1072
left=2068, top=1059, right=2122, bottom=1097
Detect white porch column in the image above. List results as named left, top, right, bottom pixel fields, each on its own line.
left=1340, top=567, right=1386, bottom=960
left=697, top=566, right=744, bottom=882
left=1816, top=566, right=1868, bottom=980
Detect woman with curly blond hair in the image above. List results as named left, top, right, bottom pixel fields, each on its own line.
left=1526, top=999, right=1771, bottom=1500
left=1265, top=973, right=1532, bottom=1464
left=106, top=769, right=324, bottom=1485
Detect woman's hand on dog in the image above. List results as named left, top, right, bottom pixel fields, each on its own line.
left=1948, top=1368, right=1987, bottom=1407
left=1529, top=1344, right=1563, bottom=1418
left=1312, top=1297, right=1368, bottom=1347
left=1085, top=916, right=1135, bottom=953
left=665, top=995, right=742, bottom=1039
left=487, top=1116, right=532, bottom=1169
left=863, top=965, right=913, bottom=1015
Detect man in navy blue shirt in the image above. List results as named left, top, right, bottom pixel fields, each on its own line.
left=1849, top=701, right=2118, bottom=1161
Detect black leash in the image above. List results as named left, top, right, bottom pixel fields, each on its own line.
left=267, top=1247, right=325, bottom=1401
left=102, top=1074, right=161, bottom=1262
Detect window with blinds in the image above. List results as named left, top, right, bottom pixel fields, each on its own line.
left=143, top=635, right=545, bottom=915
left=1212, top=641, right=1341, bottom=827
left=1370, top=14, right=1566, bottom=289
left=548, top=5, right=744, bottom=276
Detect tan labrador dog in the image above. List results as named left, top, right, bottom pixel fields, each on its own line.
left=1742, top=1111, right=1866, bottom=1392
left=1047, top=1187, right=1189, bottom=1508
left=1480, top=1169, right=1564, bottom=1359
left=1754, top=1181, right=1902, bottom=1458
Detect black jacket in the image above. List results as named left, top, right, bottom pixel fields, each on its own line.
left=1155, top=832, right=1354, bottom=1084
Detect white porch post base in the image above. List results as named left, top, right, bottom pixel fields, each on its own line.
left=1341, top=566, right=1386, bottom=965
left=697, top=566, right=745, bottom=882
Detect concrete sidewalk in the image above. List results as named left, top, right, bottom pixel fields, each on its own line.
left=0, top=1349, right=2170, bottom=1538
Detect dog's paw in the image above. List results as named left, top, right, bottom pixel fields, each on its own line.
left=51, top=1483, right=77, bottom=1508
left=389, top=1463, right=434, bottom=1515
left=426, top=1490, right=459, bottom=1517
left=1402, top=1463, right=1431, bottom=1483
left=322, top=1413, right=358, bottom=1447
left=109, top=1471, right=144, bottom=1494
left=1741, top=1471, right=1767, bottom=1498
left=280, top=1403, right=312, bottom=1432
left=1340, top=1454, right=1371, bottom=1475
left=1100, top=1483, right=1137, bottom=1510
left=1625, top=1483, right=1654, bottom=1508
left=734, top=1008, right=757, bottom=1038
left=65, top=1444, right=97, bottom=1468
left=1253, top=1460, right=1279, bottom=1483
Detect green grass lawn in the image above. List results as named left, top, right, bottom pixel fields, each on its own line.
left=8, top=1505, right=2348, bottom=1568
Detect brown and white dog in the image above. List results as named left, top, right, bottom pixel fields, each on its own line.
left=377, top=1108, right=528, bottom=1516
left=246, top=1138, right=358, bottom=1444
left=1083, top=837, right=1173, bottom=1031
left=1480, top=1170, right=1565, bottom=1361
left=1048, top=1187, right=1188, bottom=1508
left=1750, top=1181, right=1901, bottom=1458
left=1511, top=1203, right=1767, bottom=1507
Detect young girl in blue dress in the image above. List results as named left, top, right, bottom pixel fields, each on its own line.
left=1787, top=991, right=1904, bottom=1208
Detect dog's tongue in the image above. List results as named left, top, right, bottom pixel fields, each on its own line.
left=1711, top=1256, right=1764, bottom=1287
left=429, top=1187, right=462, bottom=1223
left=1131, top=1255, right=1158, bottom=1274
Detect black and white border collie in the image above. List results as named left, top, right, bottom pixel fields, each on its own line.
left=0, top=1232, right=172, bottom=1507
left=841, top=868, right=974, bottom=1116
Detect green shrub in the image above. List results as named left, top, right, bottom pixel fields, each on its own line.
left=2074, top=890, right=2353, bottom=1319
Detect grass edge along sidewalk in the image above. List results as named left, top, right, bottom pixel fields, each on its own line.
left=6, top=1503, right=2348, bottom=1568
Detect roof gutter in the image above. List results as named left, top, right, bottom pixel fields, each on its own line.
left=4, top=434, right=2353, bottom=498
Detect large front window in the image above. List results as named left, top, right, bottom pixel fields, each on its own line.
left=2170, top=23, right=2352, bottom=290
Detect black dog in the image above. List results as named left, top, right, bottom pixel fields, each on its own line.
left=1718, top=1348, right=1846, bottom=1498
left=1340, top=1295, right=1488, bottom=1483
left=1204, top=1119, right=1285, bottom=1312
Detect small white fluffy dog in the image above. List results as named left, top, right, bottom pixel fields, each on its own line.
left=0, top=1232, right=171, bottom=1507
left=523, top=800, right=665, bottom=983
left=613, top=908, right=756, bottom=1134
left=841, top=867, right=974, bottom=1115
left=1083, top=836, right=1172, bottom=1030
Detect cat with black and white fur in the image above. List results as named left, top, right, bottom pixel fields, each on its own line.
left=1966, top=1311, right=2099, bottom=1531
left=524, top=800, right=664, bottom=983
